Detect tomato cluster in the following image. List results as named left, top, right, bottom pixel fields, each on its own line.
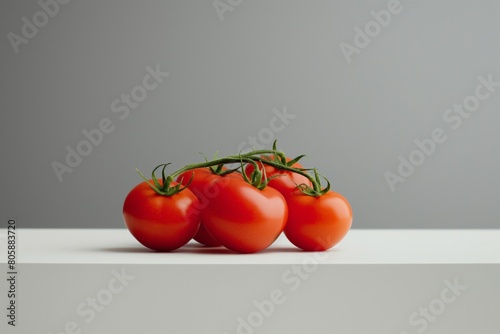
left=123, top=145, right=352, bottom=253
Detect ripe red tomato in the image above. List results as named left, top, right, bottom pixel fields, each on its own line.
left=245, top=156, right=312, bottom=197
left=177, top=168, right=242, bottom=247
left=123, top=180, right=201, bottom=251
left=202, top=178, right=288, bottom=253
left=284, top=191, right=352, bottom=251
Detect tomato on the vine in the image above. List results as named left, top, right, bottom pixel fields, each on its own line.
left=177, top=168, right=242, bottom=247
left=284, top=190, right=352, bottom=251
left=123, top=180, right=201, bottom=251
left=202, top=177, right=288, bottom=253
left=245, top=156, right=312, bottom=197
left=123, top=141, right=353, bottom=254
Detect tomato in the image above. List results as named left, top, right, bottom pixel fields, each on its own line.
left=177, top=168, right=242, bottom=247
left=245, top=156, right=312, bottom=197
left=202, top=178, right=288, bottom=253
left=284, top=191, right=352, bottom=251
left=123, top=180, right=201, bottom=251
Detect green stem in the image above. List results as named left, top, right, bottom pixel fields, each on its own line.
left=253, top=158, right=322, bottom=193
left=139, top=147, right=327, bottom=196
left=230, top=149, right=287, bottom=161
left=169, top=156, right=258, bottom=180
left=231, top=148, right=324, bottom=194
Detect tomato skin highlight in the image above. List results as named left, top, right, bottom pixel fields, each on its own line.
left=202, top=178, right=288, bottom=253
left=284, top=191, right=352, bottom=251
left=245, top=156, right=312, bottom=197
left=123, top=181, right=201, bottom=251
left=177, top=168, right=243, bottom=247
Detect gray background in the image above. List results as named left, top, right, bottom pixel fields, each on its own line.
left=1, top=0, right=499, bottom=229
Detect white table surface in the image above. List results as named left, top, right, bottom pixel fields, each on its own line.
left=2, top=228, right=499, bottom=265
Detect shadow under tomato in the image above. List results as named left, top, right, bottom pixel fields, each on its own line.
left=95, top=246, right=158, bottom=253
left=173, top=245, right=308, bottom=254
left=95, top=245, right=233, bottom=255
left=95, top=245, right=307, bottom=255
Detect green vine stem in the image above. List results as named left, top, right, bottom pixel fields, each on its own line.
left=252, top=159, right=330, bottom=196
left=136, top=145, right=330, bottom=197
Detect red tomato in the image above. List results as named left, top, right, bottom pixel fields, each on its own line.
left=123, top=180, right=201, bottom=251
left=177, top=168, right=242, bottom=247
left=284, top=191, right=352, bottom=251
left=245, top=156, right=312, bottom=197
left=202, top=178, right=288, bottom=253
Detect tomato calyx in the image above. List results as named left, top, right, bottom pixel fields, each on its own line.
left=269, top=139, right=307, bottom=167
left=207, top=163, right=234, bottom=176
left=255, top=159, right=330, bottom=196
left=249, top=141, right=330, bottom=196
left=297, top=168, right=331, bottom=196
left=205, top=159, right=240, bottom=177
left=136, top=163, right=193, bottom=196
left=239, top=156, right=283, bottom=190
